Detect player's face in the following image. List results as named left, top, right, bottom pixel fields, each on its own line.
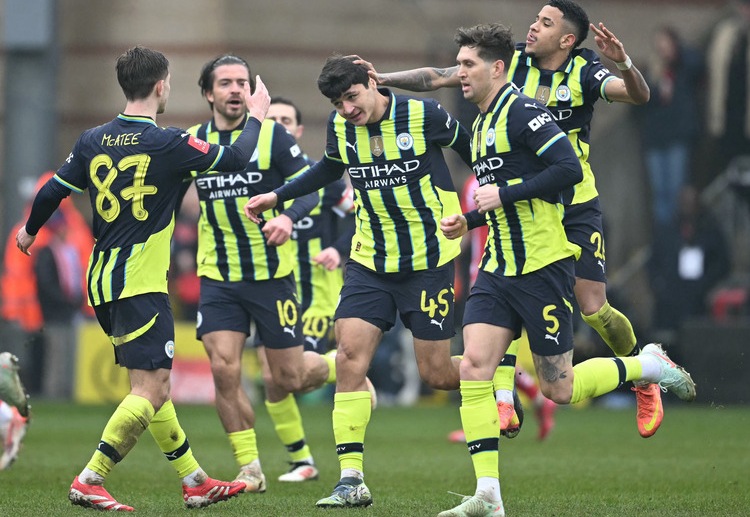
left=526, top=5, right=569, bottom=58
left=456, top=46, right=497, bottom=110
left=331, top=80, right=380, bottom=126
left=207, top=63, right=251, bottom=123
left=267, top=103, right=302, bottom=139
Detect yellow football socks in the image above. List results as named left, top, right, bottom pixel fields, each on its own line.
left=88, top=393, right=154, bottom=477
left=493, top=339, right=519, bottom=395
left=459, top=380, right=499, bottom=479
left=266, top=394, right=311, bottom=463
left=227, top=428, right=260, bottom=467
left=148, top=399, right=199, bottom=478
left=581, top=301, right=637, bottom=356
left=323, top=350, right=337, bottom=384
left=571, top=357, right=643, bottom=404
left=332, top=391, right=371, bottom=473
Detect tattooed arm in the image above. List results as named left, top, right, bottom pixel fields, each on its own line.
left=379, top=65, right=460, bottom=92
left=351, top=55, right=460, bottom=92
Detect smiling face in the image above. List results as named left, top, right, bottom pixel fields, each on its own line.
left=206, top=63, right=251, bottom=127
left=330, top=79, right=385, bottom=126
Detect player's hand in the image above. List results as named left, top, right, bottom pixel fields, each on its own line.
left=15, top=226, right=35, bottom=256
left=246, top=75, right=271, bottom=122
left=262, top=214, right=293, bottom=246
left=440, top=214, right=468, bottom=240
left=473, top=184, right=502, bottom=214
left=244, top=193, right=278, bottom=223
left=590, top=22, right=627, bottom=63
left=313, top=247, right=342, bottom=271
left=348, top=55, right=383, bottom=84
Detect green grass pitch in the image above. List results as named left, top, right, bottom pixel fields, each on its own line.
left=1, top=400, right=748, bottom=516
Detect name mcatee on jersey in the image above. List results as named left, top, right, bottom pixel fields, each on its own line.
left=101, top=132, right=141, bottom=146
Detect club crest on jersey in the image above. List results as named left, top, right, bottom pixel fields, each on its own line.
left=555, top=85, right=571, bottom=102
left=396, top=132, right=414, bottom=151
left=165, top=340, right=175, bottom=359
left=535, top=85, right=551, bottom=104
left=370, top=136, right=384, bottom=157
left=485, top=128, right=496, bottom=146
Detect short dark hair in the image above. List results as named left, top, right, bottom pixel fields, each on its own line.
left=454, top=23, right=515, bottom=68
left=270, top=96, right=303, bottom=125
left=317, top=55, right=371, bottom=100
left=547, top=0, right=589, bottom=48
left=116, top=46, right=169, bottom=101
left=198, top=54, right=254, bottom=110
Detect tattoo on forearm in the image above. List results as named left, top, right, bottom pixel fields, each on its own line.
left=386, top=66, right=457, bottom=92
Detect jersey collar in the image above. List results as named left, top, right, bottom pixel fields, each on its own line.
left=118, top=113, right=157, bottom=126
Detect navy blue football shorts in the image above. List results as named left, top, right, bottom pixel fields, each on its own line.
left=463, top=258, right=576, bottom=356
left=563, top=197, right=607, bottom=283
left=335, top=260, right=456, bottom=341
left=197, top=275, right=302, bottom=350
left=93, top=292, right=175, bottom=370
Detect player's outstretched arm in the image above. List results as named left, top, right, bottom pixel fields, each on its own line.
left=352, top=55, right=459, bottom=92
left=590, top=22, right=650, bottom=105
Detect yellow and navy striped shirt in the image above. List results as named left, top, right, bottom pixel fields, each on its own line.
left=50, top=114, right=261, bottom=305
left=291, top=178, right=353, bottom=315
left=188, top=116, right=312, bottom=282
left=471, top=84, right=581, bottom=276
left=286, top=89, right=470, bottom=273
left=507, top=44, right=617, bottom=205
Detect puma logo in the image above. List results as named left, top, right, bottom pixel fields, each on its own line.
left=597, top=260, right=606, bottom=274
left=345, top=141, right=358, bottom=153
left=283, top=326, right=296, bottom=338
left=544, top=332, right=561, bottom=345
left=430, top=318, right=445, bottom=331
left=305, top=336, right=320, bottom=350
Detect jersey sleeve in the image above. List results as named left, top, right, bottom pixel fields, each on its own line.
left=499, top=101, right=582, bottom=205
left=323, top=111, right=343, bottom=163
left=171, top=117, right=263, bottom=174
left=54, top=135, right=89, bottom=193
left=580, top=49, right=618, bottom=103
left=270, top=122, right=312, bottom=181
left=424, top=99, right=472, bottom=167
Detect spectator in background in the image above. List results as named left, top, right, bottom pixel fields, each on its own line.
left=171, top=184, right=201, bottom=321
left=1, top=171, right=93, bottom=395
left=33, top=211, right=85, bottom=399
left=649, top=185, right=731, bottom=335
left=638, top=26, right=703, bottom=228
left=704, top=0, right=750, bottom=179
